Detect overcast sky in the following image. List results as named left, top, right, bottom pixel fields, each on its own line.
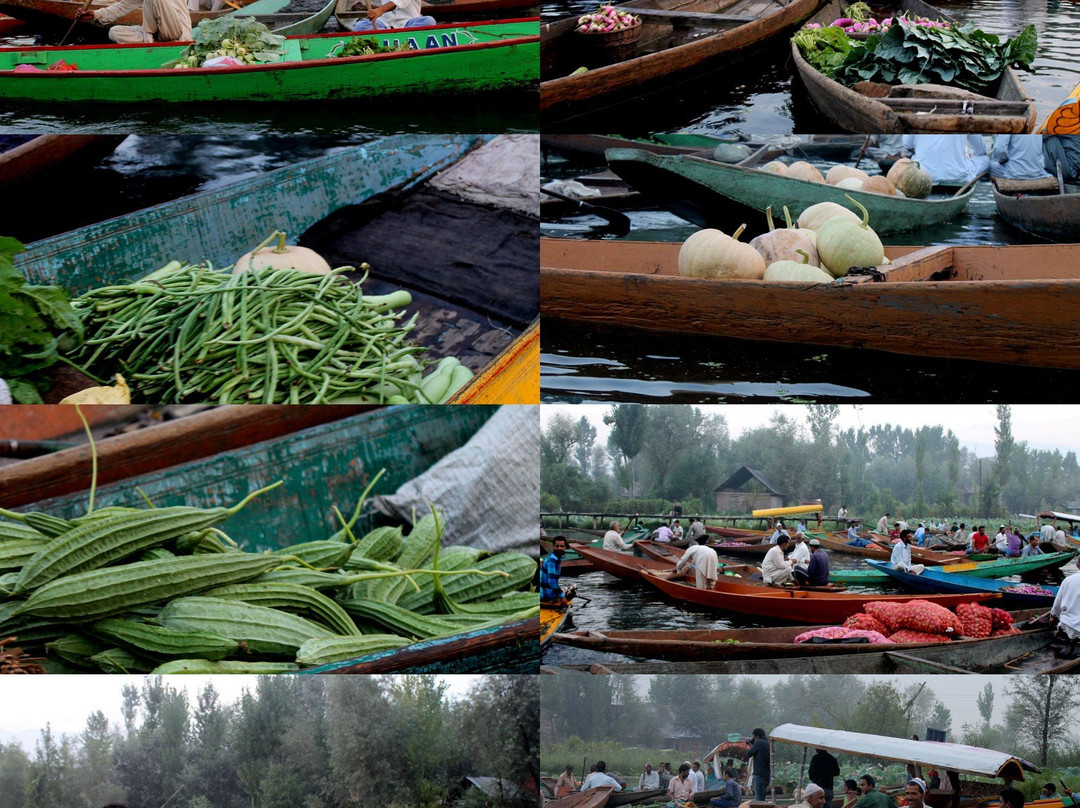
left=542, top=405, right=1080, bottom=458
left=0, top=675, right=479, bottom=740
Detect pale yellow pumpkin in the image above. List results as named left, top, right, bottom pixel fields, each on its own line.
left=825, top=165, right=870, bottom=186
left=796, top=201, right=860, bottom=232
left=759, top=161, right=789, bottom=175
left=678, top=225, right=767, bottom=279
left=886, top=157, right=916, bottom=186
left=786, top=161, right=825, bottom=183
left=860, top=176, right=896, bottom=196
left=816, top=195, right=885, bottom=278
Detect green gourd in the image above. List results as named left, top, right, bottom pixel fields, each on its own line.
left=815, top=195, right=886, bottom=278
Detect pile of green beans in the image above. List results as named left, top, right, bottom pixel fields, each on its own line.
left=70, top=261, right=457, bottom=404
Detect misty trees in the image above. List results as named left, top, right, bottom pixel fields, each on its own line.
left=1004, top=675, right=1080, bottom=767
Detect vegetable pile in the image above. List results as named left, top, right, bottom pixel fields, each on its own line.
left=576, top=5, right=640, bottom=34
left=0, top=237, right=82, bottom=404
left=67, top=232, right=471, bottom=404
left=333, top=38, right=410, bottom=58
left=802, top=2, right=950, bottom=35
left=794, top=600, right=1021, bottom=645
left=0, top=462, right=539, bottom=674
left=794, top=3, right=1038, bottom=95
left=163, top=17, right=287, bottom=69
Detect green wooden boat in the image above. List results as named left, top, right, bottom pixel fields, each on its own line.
left=0, top=19, right=538, bottom=103
left=233, top=0, right=338, bottom=35
left=829, top=549, right=1079, bottom=585
left=604, top=147, right=976, bottom=236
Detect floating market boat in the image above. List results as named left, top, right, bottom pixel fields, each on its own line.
left=814, top=535, right=965, bottom=565
left=334, top=0, right=538, bottom=30
left=607, top=789, right=668, bottom=807
left=0, top=134, right=125, bottom=191
left=552, top=608, right=1046, bottom=661
left=829, top=550, right=1078, bottom=585
left=541, top=600, right=571, bottom=651
left=545, top=787, right=617, bottom=808
left=865, top=560, right=1061, bottom=608
left=791, top=0, right=1036, bottom=134
left=0, top=18, right=539, bottom=103
left=17, top=135, right=539, bottom=404
left=539, top=239, right=1080, bottom=371
left=604, top=148, right=976, bottom=235
left=540, top=0, right=826, bottom=124
left=638, top=569, right=999, bottom=623
left=230, top=0, right=338, bottom=35
left=571, top=544, right=756, bottom=582
left=991, top=176, right=1080, bottom=242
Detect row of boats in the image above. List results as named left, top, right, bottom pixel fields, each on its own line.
left=540, top=527, right=1079, bottom=674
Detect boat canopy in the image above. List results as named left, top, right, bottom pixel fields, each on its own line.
left=1019, top=511, right=1080, bottom=523
left=769, top=724, right=1040, bottom=781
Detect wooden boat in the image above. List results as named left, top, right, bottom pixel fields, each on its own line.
left=542, top=133, right=717, bottom=161
left=634, top=540, right=762, bottom=577
left=639, top=569, right=1000, bottom=623
left=815, top=535, right=962, bottom=565
left=829, top=550, right=1078, bottom=585
left=865, top=560, right=1060, bottom=608
left=539, top=239, right=1080, bottom=371
left=545, top=787, right=617, bottom=808
left=605, top=148, right=976, bottom=235
left=0, top=0, right=257, bottom=30
left=991, top=176, right=1080, bottom=242
left=537, top=541, right=596, bottom=575
left=0, top=134, right=125, bottom=192
left=0, top=19, right=538, bottom=103
left=541, top=601, right=571, bottom=650
left=552, top=608, right=1046, bottom=661
left=334, top=0, right=538, bottom=30
left=607, top=789, right=667, bottom=807
left=231, top=0, right=338, bottom=35
left=16, top=136, right=539, bottom=404
left=571, top=544, right=754, bottom=582
left=791, top=0, right=1036, bottom=134
left=0, top=10, right=25, bottom=30
left=540, top=0, right=825, bottom=123
left=2, top=405, right=539, bottom=673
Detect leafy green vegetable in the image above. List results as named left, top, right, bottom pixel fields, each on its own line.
left=833, top=19, right=1037, bottom=94
left=0, top=237, right=83, bottom=403
left=163, top=17, right=287, bottom=68
left=333, top=38, right=410, bottom=58
left=793, top=26, right=855, bottom=76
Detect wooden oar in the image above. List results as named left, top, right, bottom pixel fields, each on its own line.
left=1057, top=159, right=1066, bottom=195
left=59, top=0, right=95, bottom=46
left=541, top=187, right=631, bottom=234
left=951, top=168, right=988, bottom=198
left=853, top=135, right=872, bottom=168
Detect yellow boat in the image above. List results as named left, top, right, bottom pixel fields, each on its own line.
left=751, top=503, right=824, bottom=518
left=541, top=600, right=571, bottom=651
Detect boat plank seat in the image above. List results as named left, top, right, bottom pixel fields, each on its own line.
left=992, top=175, right=1061, bottom=193
left=624, top=7, right=759, bottom=24
left=878, top=98, right=1035, bottom=114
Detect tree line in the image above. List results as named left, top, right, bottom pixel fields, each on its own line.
left=541, top=405, right=1080, bottom=520
left=0, top=675, right=538, bottom=808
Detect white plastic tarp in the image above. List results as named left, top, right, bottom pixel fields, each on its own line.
left=769, top=724, right=1039, bottom=780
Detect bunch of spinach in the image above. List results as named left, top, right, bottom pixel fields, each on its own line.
left=0, top=237, right=83, bottom=403
left=163, top=17, right=287, bottom=68
left=793, top=26, right=856, bottom=77
left=834, top=19, right=1038, bottom=94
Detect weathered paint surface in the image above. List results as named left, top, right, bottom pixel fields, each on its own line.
left=451, top=319, right=540, bottom=404
left=20, top=406, right=496, bottom=551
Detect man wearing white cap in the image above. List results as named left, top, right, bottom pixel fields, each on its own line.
left=793, top=783, right=827, bottom=808
left=905, top=779, right=928, bottom=808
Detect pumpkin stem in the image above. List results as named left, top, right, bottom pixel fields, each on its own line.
left=272, top=231, right=290, bottom=254
left=732, top=224, right=747, bottom=241
left=844, top=194, right=870, bottom=229
left=795, top=249, right=810, bottom=265
left=247, top=230, right=283, bottom=258
left=783, top=205, right=795, bottom=229
left=765, top=206, right=776, bottom=232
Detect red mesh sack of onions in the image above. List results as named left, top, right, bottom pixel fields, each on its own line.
left=794, top=627, right=892, bottom=644
left=863, top=601, right=902, bottom=632
left=992, top=627, right=1021, bottom=636
left=888, top=629, right=950, bottom=644
left=990, top=608, right=1014, bottom=630
left=956, top=602, right=993, bottom=638
left=844, top=613, right=890, bottom=635
left=889, top=600, right=961, bottom=635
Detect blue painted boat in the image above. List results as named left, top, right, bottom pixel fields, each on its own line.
left=865, top=560, right=1060, bottom=608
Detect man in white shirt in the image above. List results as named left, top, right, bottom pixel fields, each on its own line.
left=1054, top=526, right=1067, bottom=548
left=603, top=521, right=630, bottom=552
left=762, top=535, right=796, bottom=585
left=789, top=532, right=811, bottom=568
left=876, top=513, right=890, bottom=534
left=1041, top=521, right=1056, bottom=543
left=690, top=761, right=706, bottom=793
left=639, top=763, right=660, bottom=791
left=913, top=524, right=926, bottom=545
left=1050, top=569, right=1080, bottom=640
left=994, top=526, right=1009, bottom=554
left=79, top=0, right=192, bottom=43
left=837, top=505, right=848, bottom=520
left=581, top=762, right=623, bottom=792
left=654, top=524, right=674, bottom=543
left=769, top=521, right=790, bottom=544
left=351, top=0, right=436, bottom=30
left=890, top=530, right=913, bottom=571
left=671, top=521, right=684, bottom=541
left=673, top=536, right=719, bottom=589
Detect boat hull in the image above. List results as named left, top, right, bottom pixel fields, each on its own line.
left=992, top=184, right=1080, bottom=242
left=0, top=21, right=539, bottom=103
left=605, top=148, right=976, bottom=235
left=829, top=550, right=1078, bottom=585
left=865, top=560, right=1059, bottom=608
left=539, top=239, right=1080, bottom=371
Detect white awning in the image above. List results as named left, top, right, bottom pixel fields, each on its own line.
left=769, top=724, right=1039, bottom=781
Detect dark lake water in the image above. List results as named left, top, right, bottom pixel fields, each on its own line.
left=540, top=0, right=1080, bottom=133
left=543, top=539, right=1078, bottom=673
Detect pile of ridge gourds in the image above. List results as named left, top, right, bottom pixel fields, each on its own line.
left=0, top=479, right=538, bottom=673
left=678, top=194, right=885, bottom=283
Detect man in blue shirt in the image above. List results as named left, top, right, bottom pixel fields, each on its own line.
left=541, top=536, right=569, bottom=605
left=709, top=768, right=743, bottom=808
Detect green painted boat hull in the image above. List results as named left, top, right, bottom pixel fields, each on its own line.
left=16, top=135, right=483, bottom=294
left=235, top=0, right=337, bottom=34
left=604, top=148, right=976, bottom=236
left=829, top=550, right=1078, bottom=585
left=0, top=20, right=538, bottom=102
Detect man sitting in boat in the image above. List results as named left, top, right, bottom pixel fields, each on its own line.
left=580, top=761, right=622, bottom=792
left=670, top=535, right=718, bottom=590
left=1050, top=562, right=1080, bottom=649
left=1005, top=526, right=1023, bottom=557
left=792, top=783, right=828, bottom=808
left=76, top=0, right=192, bottom=43
left=685, top=517, right=706, bottom=543
left=603, top=520, right=631, bottom=552
left=903, top=778, right=927, bottom=808
left=876, top=512, right=891, bottom=534
left=350, top=0, right=435, bottom=30
left=540, top=535, right=569, bottom=606
left=556, top=766, right=579, bottom=798
left=990, top=135, right=1052, bottom=181
left=653, top=523, right=674, bottom=543
left=769, top=520, right=790, bottom=544
left=793, top=539, right=830, bottom=587
left=1022, top=535, right=1045, bottom=557
left=667, top=763, right=696, bottom=805
left=1043, top=135, right=1080, bottom=182
left=889, top=529, right=918, bottom=572
left=845, top=521, right=871, bottom=548
left=966, top=525, right=990, bottom=555
left=789, top=532, right=811, bottom=570
left=638, top=763, right=660, bottom=792
left=762, top=534, right=797, bottom=586
left=671, top=520, right=684, bottom=541
left=708, top=768, right=743, bottom=808
left=855, top=775, right=890, bottom=808
left=900, top=135, right=989, bottom=187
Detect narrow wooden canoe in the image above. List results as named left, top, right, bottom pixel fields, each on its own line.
left=607, top=788, right=667, bottom=807
left=334, top=0, right=538, bottom=30
left=814, top=535, right=963, bottom=565
left=991, top=179, right=1080, bottom=242
left=16, top=136, right=538, bottom=404
left=0, top=134, right=125, bottom=191
left=232, top=0, right=338, bottom=35
left=639, top=569, right=1000, bottom=623
left=605, top=148, right=976, bottom=235
left=541, top=601, right=571, bottom=650
left=791, top=0, right=1036, bottom=134
left=541, top=0, right=826, bottom=123
left=546, top=787, right=617, bottom=808
left=552, top=608, right=1047, bottom=661
left=571, top=544, right=695, bottom=581
left=539, top=239, right=1080, bottom=370
left=865, top=560, right=1061, bottom=608
left=0, top=19, right=539, bottom=103
left=829, top=550, right=1078, bottom=585
left=634, top=541, right=762, bottom=578
left=542, top=133, right=716, bottom=160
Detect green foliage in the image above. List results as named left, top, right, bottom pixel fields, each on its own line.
left=834, top=20, right=1038, bottom=94
left=334, top=38, right=410, bottom=57
left=164, top=17, right=287, bottom=68
left=793, top=26, right=855, bottom=77
left=0, top=237, right=83, bottom=403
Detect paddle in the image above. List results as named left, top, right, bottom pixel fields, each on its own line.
left=951, top=168, right=988, bottom=198
left=734, top=143, right=773, bottom=168
left=60, top=0, right=95, bottom=47
left=541, top=186, right=631, bottom=234
left=1057, top=159, right=1066, bottom=195
left=853, top=135, right=871, bottom=168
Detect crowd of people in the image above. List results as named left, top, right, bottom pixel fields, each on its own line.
left=867, top=135, right=1080, bottom=185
